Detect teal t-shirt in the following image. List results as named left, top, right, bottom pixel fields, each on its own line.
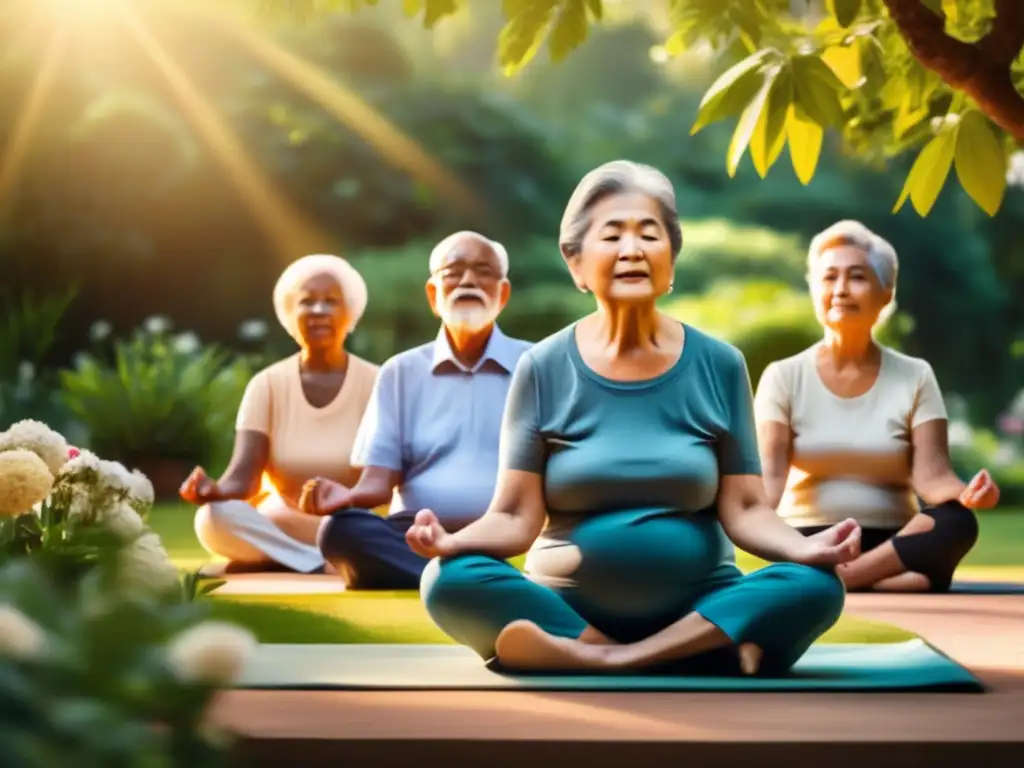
left=500, top=321, right=763, bottom=586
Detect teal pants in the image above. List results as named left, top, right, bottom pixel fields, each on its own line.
left=421, top=512, right=846, bottom=675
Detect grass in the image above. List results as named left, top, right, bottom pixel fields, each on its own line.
left=148, top=502, right=1024, bottom=646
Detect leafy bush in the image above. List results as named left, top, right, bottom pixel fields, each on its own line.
left=59, top=321, right=257, bottom=470
left=0, top=290, right=76, bottom=432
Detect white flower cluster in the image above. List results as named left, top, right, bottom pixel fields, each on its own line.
left=0, top=420, right=177, bottom=598
left=0, top=603, right=257, bottom=689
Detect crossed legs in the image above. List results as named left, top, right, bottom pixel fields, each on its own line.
left=798, top=500, right=979, bottom=593
left=421, top=555, right=844, bottom=674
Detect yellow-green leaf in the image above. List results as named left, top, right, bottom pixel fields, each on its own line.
left=549, top=0, right=588, bottom=63
left=424, top=0, right=460, bottom=26
left=750, top=69, right=792, bottom=178
left=820, top=43, right=861, bottom=89
left=954, top=110, right=1007, bottom=216
left=584, top=0, right=602, bottom=19
left=893, top=99, right=929, bottom=138
left=827, top=0, right=861, bottom=27
left=498, top=3, right=554, bottom=76
left=787, top=105, right=824, bottom=185
left=665, top=30, right=687, bottom=57
left=691, top=49, right=773, bottom=135
left=791, top=55, right=846, bottom=127
left=727, top=68, right=776, bottom=178
left=892, top=125, right=957, bottom=216
left=403, top=0, right=424, bottom=16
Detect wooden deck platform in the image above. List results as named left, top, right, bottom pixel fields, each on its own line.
left=213, top=593, right=1024, bottom=767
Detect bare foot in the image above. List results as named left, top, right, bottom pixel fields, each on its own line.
left=738, top=642, right=762, bottom=675
left=495, top=620, right=613, bottom=672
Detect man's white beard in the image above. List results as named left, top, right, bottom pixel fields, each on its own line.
left=440, top=287, right=499, bottom=332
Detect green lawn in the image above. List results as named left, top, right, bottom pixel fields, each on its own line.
left=149, top=502, right=1024, bottom=646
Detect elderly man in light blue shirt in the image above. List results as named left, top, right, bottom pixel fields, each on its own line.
left=300, top=231, right=531, bottom=589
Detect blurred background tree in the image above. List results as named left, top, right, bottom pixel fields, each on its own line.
left=1, top=0, right=1023, bottom=490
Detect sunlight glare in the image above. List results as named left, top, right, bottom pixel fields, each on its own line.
left=46, top=0, right=120, bottom=25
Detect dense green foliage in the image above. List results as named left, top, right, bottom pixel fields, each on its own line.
left=1, top=3, right=1023, bottom=468
left=296, top=0, right=1023, bottom=218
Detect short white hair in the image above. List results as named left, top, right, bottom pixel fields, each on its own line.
left=808, top=219, right=898, bottom=324
left=428, top=231, right=509, bottom=279
left=272, top=254, right=368, bottom=342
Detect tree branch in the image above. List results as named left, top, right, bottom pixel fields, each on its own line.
left=984, top=0, right=1024, bottom=68
left=883, top=0, right=1024, bottom=140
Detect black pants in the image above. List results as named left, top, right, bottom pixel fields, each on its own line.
left=797, top=500, right=979, bottom=593
left=316, top=508, right=430, bottom=590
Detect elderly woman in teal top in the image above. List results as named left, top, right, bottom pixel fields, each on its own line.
left=405, top=160, right=860, bottom=676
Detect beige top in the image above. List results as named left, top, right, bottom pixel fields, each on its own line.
left=235, top=353, right=379, bottom=500
left=754, top=344, right=947, bottom=529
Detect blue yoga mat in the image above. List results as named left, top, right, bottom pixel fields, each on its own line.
left=950, top=580, right=1024, bottom=595
left=237, top=639, right=983, bottom=692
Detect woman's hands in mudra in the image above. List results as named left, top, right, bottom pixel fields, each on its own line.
left=405, top=509, right=457, bottom=559
left=960, top=469, right=1000, bottom=510
left=794, top=518, right=862, bottom=568
left=298, top=477, right=350, bottom=516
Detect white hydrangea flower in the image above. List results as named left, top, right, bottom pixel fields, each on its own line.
left=104, top=501, right=146, bottom=542
left=0, top=604, right=45, bottom=658
left=166, top=621, right=258, bottom=685
left=118, top=532, right=181, bottom=596
left=129, top=470, right=155, bottom=508
left=0, top=420, right=69, bottom=476
left=59, top=449, right=102, bottom=479
left=0, top=450, right=55, bottom=517
left=98, top=460, right=136, bottom=495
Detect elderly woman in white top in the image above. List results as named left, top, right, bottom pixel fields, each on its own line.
left=754, top=221, right=999, bottom=593
left=180, top=254, right=379, bottom=575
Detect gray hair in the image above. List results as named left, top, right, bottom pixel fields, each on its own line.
left=272, top=254, right=368, bottom=342
left=428, top=231, right=509, bottom=279
left=559, top=160, right=683, bottom=260
left=807, top=220, right=898, bottom=323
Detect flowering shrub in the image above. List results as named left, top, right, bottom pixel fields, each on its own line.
left=0, top=419, right=182, bottom=595
left=0, top=558, right=256, bottom=766
left=0, top=418, right=256, bottom=765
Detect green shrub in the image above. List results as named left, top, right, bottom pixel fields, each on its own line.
left=59, top=322, right=256, bottom=470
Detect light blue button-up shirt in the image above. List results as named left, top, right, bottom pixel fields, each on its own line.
left=350, top=324, right=531, bottom=527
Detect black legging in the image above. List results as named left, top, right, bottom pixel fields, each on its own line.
left=797, top=500, right=979, bottom=593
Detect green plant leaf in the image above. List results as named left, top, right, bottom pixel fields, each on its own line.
left=727, top=67, right=778, bottom=177
left=786, top=105, right=824, bottom=185
left=549, top=0, right=589, bottom=63
left=954, top=110, right=1007, bottom=216
left=892, top=122, right=958, bottom=215
left=827, top=0, right=861, bottom=27
left=691, top=49, right=773, bottom=134
left=584, top=0, right=602, bottom=20
left=423, top=0, right=460, bottom=26
left=402, top=0, right=424, bottom=16
left=750, top=68, right=792, bottom=178
left=791, top=54, right=846, bottom=127
left=498, top=0, right=556, bottom=75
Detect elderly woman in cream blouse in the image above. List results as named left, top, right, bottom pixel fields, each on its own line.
left=754, top=221, right=999, bottom=593
left=180, top=254, right=379, bottom=575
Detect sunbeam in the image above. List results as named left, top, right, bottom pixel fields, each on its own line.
left=114, top=1, right=332, bottom=262
left=185, top=3, right=488, bottom=221
left=0, top=24, right=68, bottom=217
